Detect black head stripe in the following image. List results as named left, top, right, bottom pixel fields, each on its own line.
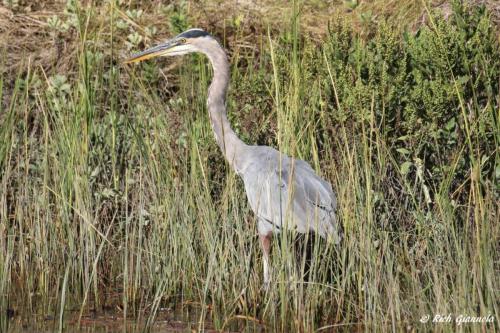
left=178, top=29, right=210, bottom=39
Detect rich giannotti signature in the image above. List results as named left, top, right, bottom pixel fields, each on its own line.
left=419, top=314, right=495, bottom=325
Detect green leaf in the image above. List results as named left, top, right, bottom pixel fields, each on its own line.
left=400, top=161, right=413, bottom=175
left=397, top=135, right=410, bottom=141
left=445, top=118, right=456, bottom=131
left=396, top=148, right=411, bottom=155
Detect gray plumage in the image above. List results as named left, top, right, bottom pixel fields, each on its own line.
left=241, top=146, right=339, bottom=239
left=126, top=28, right=342, bottom=287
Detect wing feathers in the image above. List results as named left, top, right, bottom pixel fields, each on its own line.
left=241, top=146, right=340, bottom=241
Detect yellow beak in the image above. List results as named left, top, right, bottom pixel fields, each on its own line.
left=124, top=41, right=175, bottom=64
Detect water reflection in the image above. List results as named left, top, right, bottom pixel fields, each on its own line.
left=3, top=307, right=222, bottom=332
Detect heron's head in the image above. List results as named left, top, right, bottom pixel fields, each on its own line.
left=124, top=28, right=217, bottom=64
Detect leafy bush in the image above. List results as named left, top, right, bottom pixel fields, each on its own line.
left=317, top=3, right=499, bottom=210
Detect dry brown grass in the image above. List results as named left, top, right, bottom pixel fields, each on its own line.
left=1, top=0, right=498, bottom=83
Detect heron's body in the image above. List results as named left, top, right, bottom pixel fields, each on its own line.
left=240, top=145, right=338, bottom=238
left=126, top=28, right=341, bottom=286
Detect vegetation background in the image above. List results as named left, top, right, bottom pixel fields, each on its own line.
left=0, top=0, right=498, bottom=331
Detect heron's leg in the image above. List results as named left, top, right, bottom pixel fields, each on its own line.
left=257, top=219, right=274, bottom=288
left=259, top=232, right=272, bottom=288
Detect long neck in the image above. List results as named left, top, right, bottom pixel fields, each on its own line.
left=204, top=44, right=246, bottom=170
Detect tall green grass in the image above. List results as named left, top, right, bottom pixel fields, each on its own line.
left=0, top=1, right=498, bottom=331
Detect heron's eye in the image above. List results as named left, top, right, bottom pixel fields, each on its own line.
left=179, top=38, right=187, bottom=44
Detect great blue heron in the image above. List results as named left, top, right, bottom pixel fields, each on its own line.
left=125, top=28, right=342, bottom=287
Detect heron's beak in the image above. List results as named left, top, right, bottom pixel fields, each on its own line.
left=124, top=40, right=181, bottom=64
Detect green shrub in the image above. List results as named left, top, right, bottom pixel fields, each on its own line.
left=315, top=3, right=499, bottom=217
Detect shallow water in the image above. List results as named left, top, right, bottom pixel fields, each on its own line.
left=3, top=307, right=225, bottom=333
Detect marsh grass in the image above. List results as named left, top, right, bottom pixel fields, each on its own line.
left=0, top=1, right=498, bottom=332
